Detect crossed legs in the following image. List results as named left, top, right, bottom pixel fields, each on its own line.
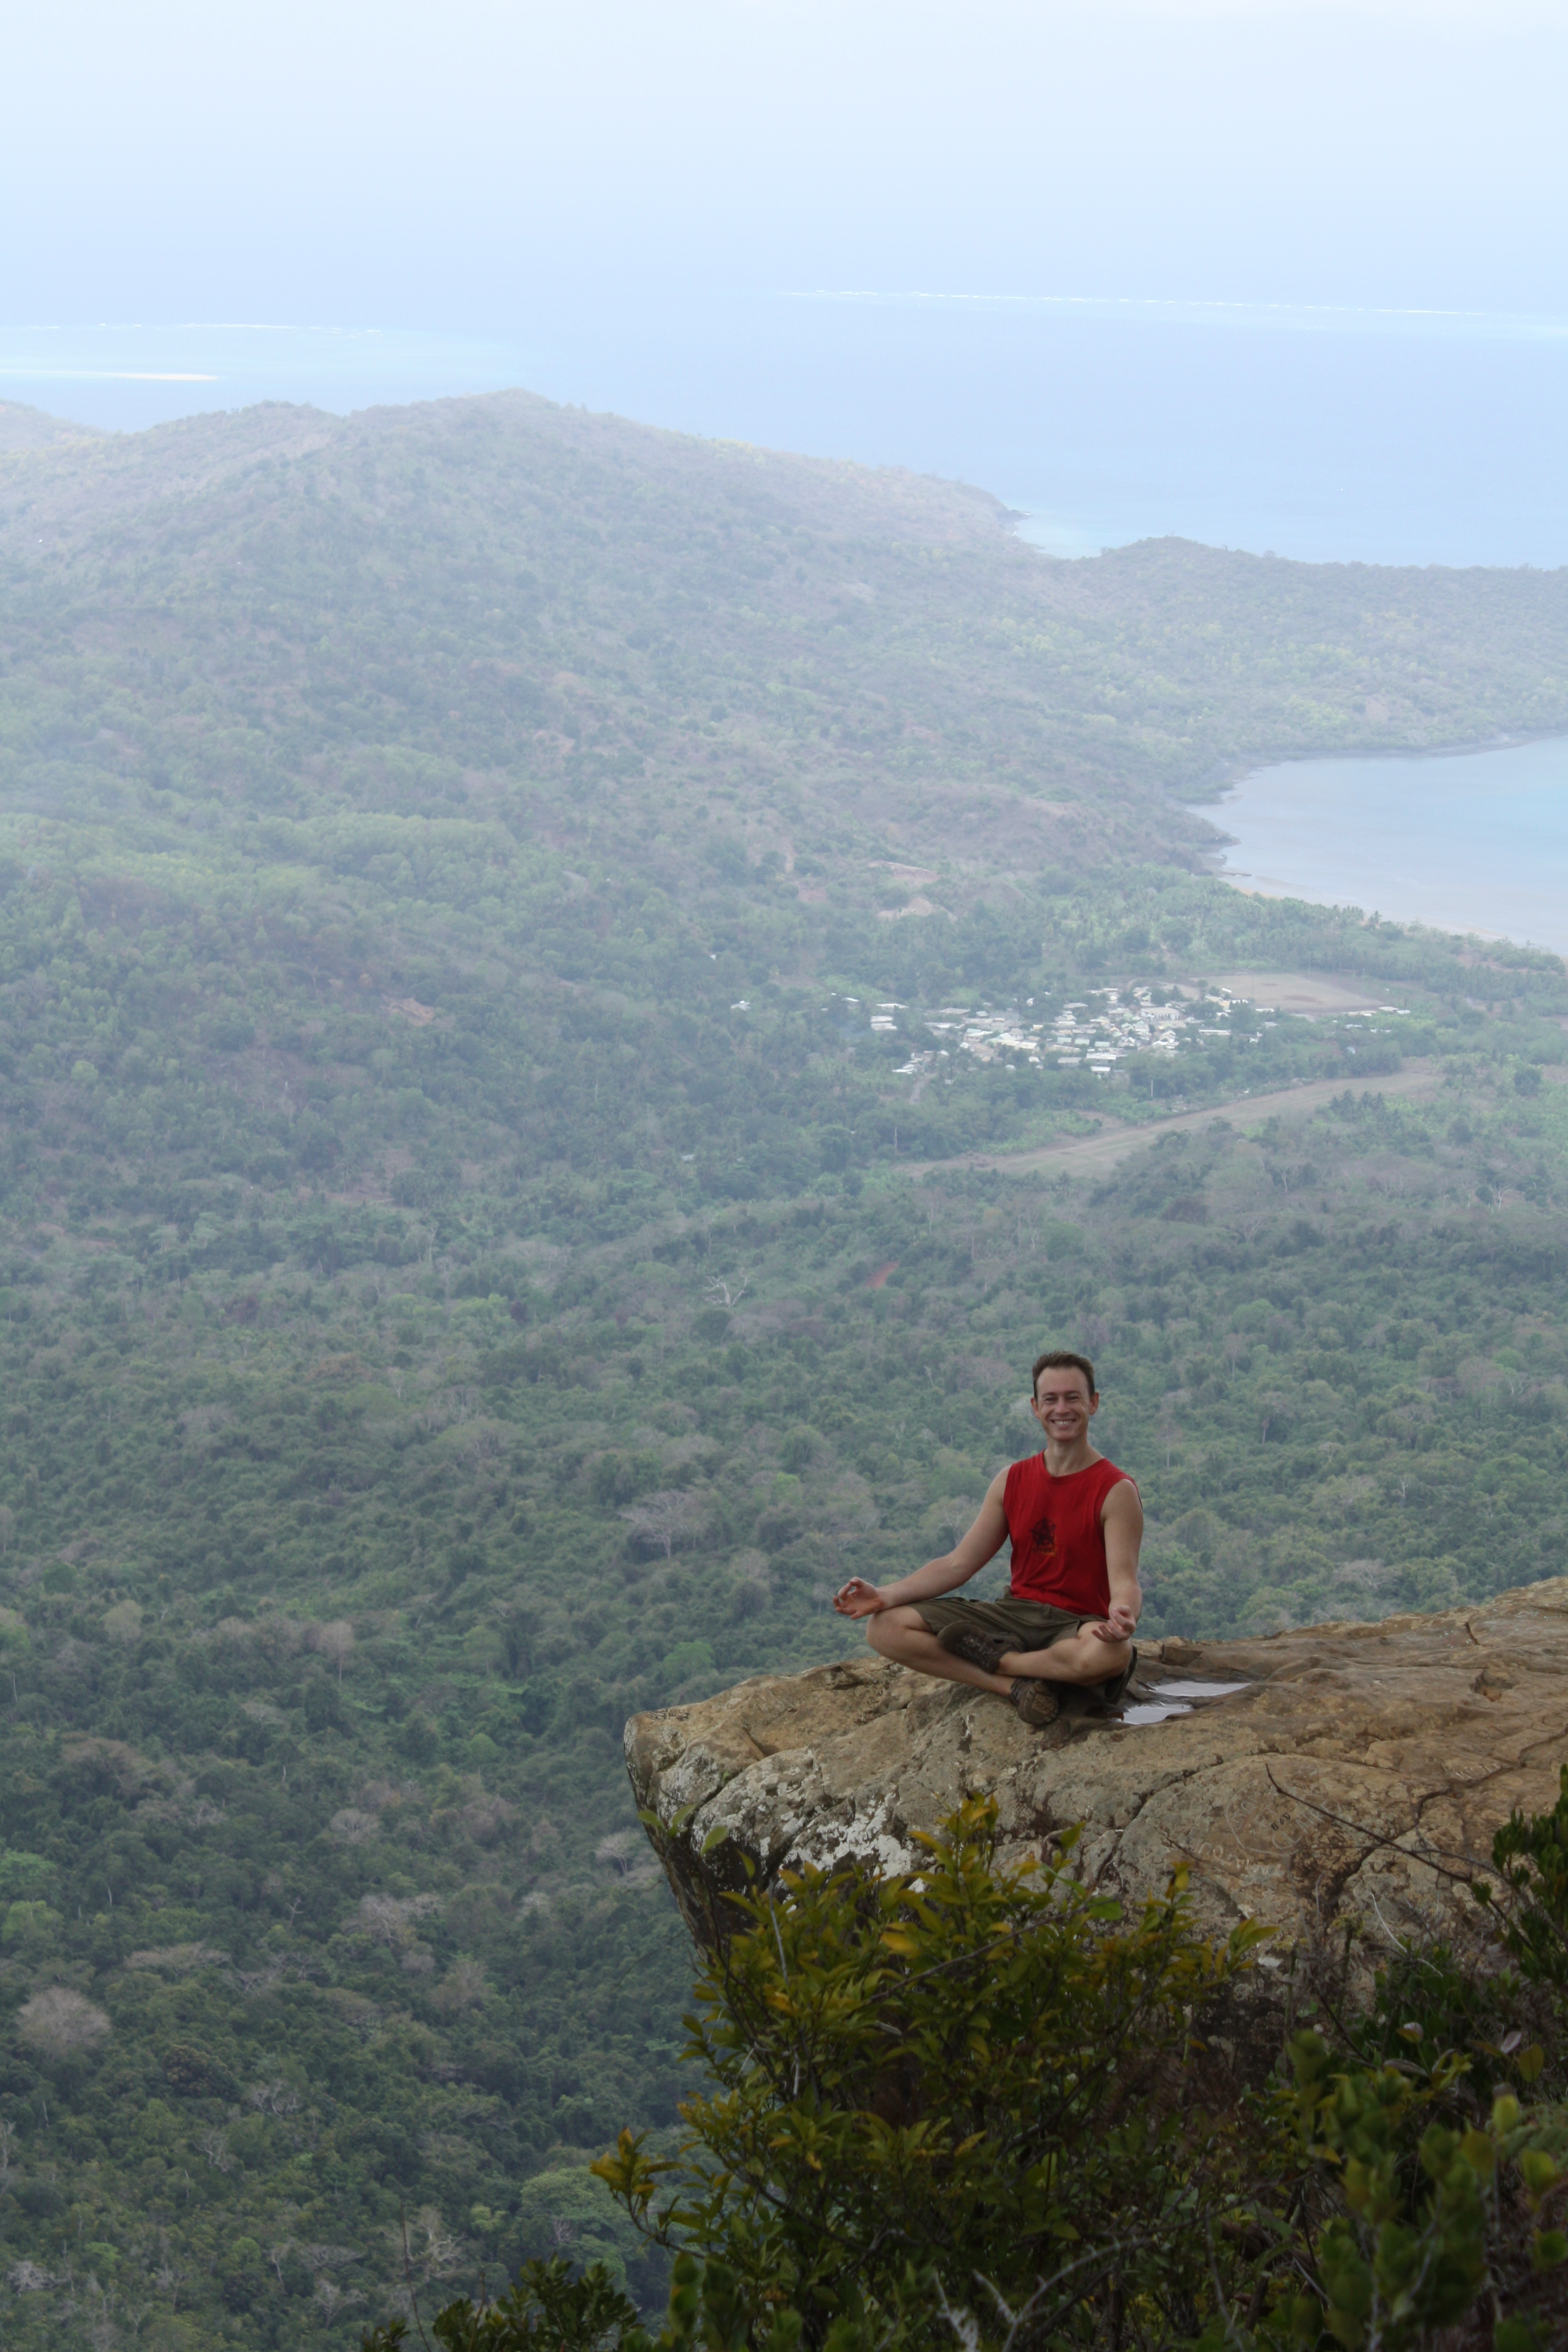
left=865, top=1603, right=1131, bottom=1698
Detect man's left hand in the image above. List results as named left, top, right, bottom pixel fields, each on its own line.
left=1087, top=1603, right=1137, bottom=1643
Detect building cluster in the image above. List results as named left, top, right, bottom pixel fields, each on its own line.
left=862, top=985, right=1266, bottom=1082
left=836, top=984, right=1410, bottom=1087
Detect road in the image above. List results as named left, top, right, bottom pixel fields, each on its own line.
left=915, top=1060, right=1442, bottom=1184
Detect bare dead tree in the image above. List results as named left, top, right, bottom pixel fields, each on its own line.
left=931, top=1498, right=982, bottom=1550
left=416, top=2206, right=463, bottom=2279
left=316, top=1620, right=355, bottom=1686
left=17, top=1989, right=110, bottom=2059
left=595, top=1830, right=646, bottom=1876
left=249, top=2083, right=302, bottom=2116
left=83, top=2283, right=122, bottom=2352
left=1256, top=1390, right=1288, bottom=1446
left=620, top=1490, right=698, bottom=1560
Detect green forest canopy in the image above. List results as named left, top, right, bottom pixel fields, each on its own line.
left=0, top=389, right=1566, bottom=2345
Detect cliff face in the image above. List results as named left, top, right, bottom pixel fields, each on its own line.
left=625, top=1580, right=1568, bottom=1970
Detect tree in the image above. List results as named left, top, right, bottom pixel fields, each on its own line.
left=318, top=1619, right=356, bottom=1685
left=410, top=1774, right=1568, bottom=2347
left=362, top=1795, right=1568, bottom=2352
left=927, top=1496, right=982, bottom=1549
left=17, top=1986, right=111, bottom=2057
left=598, top=1798, right=1264, bottom=2345
left=704, top=1275, right=750, bottom=1312
left=621, top=1492, right=699, bottom=1560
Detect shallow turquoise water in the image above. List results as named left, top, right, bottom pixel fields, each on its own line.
left=1216, top=736, right=1568, bottom=955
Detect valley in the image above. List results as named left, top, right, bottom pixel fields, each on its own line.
left=1, top=389, right=1567, bottom=2343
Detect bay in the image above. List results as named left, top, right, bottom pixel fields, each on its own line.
left=1215, top=735, right=1568, bottom=956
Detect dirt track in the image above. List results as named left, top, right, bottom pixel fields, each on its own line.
left=915, top=1059, right=1442, bottom=1183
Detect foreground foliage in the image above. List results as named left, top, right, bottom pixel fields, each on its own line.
left=363, top=1797, right=1568, bottom=2351
left=597, top=1798, right=1262, bottom=2343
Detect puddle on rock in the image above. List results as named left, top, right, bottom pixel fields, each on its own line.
left=1152, top=1679, right=1253, bottom=1700
left=1123, top=1678, right=1253, bottom=1727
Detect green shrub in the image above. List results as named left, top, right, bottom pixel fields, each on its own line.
left=368, top=1797, right=1568, bottom=2351
left=1480, top=1764, right=1568, bottom=1989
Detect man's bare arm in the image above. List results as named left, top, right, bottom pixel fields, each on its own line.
left=834, top=1473, right=1010, bottom=1618
left=1087, top=1477, right=1144, bottom=1643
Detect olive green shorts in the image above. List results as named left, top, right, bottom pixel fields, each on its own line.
left=913, top=1594, right=1138, bottom=1713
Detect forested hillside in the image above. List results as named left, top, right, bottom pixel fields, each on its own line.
left=2, top=390, right=1568, bottom=2348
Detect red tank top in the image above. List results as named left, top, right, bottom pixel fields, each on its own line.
left=1003, top=1453, right=1135, bottom=1614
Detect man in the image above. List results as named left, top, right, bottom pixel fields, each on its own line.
left=833, top=1349, right=1141, bottom=1729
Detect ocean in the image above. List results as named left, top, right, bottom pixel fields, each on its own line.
left=4, top=292, right=1568, bottom=571
left=10, top=302, right=1568, bottom=956
left=1215, top=735, right=1568, bottom=957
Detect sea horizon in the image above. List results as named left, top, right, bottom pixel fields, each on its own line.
left=5, top=297, right=1568, bottom=570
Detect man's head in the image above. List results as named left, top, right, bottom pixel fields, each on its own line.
left=1030, top=1349, right=1098, bottom=1446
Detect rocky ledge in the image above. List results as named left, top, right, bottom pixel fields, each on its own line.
left=626, top=1580, right=1568, bottom=1970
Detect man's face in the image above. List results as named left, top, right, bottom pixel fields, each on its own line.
left=1031, top=1369, right=1097, bottom=1446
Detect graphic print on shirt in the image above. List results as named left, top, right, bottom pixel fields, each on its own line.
left=1004, top=1454, right=1133, bottom=1615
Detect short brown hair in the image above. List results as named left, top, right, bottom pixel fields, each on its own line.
left=1031, top=1349, right=1097, bottom=1401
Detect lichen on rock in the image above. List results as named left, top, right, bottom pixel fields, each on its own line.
left=625, top=1577, right=1568, bottom=1977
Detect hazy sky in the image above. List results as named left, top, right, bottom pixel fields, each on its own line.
left=8, top=0, right=1568, bottom=328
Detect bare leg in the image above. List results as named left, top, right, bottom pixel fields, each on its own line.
left=999, top=1629, right=1133, bottom=1687
left=867, top=1609, right=1131, bottom=1699
left=866, top=1605, right=1011, bottom=1696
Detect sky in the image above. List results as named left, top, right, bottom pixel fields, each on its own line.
left=8, top=0, right=1568, bottom=323
left=5, top=0, right=1568, bottom=564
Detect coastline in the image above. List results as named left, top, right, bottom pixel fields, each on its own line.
left=1177, top=727, right=1561, bottom=816
left=1205, top=733, right=1568, bottom=960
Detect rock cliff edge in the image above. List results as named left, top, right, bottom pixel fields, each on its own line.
left=627, top=1580, right=1568, bottom=1968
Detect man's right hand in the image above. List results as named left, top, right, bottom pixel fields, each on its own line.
left=834, top=1578, right=888, bottom=1618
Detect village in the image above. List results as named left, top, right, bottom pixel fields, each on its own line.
left=859, top=982, right=1272, bottom=1083
left=817, top=981, right=1415, bottom=1088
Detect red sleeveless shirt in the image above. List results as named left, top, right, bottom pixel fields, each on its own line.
left=1003, top=1453, right=1135, bottom=1615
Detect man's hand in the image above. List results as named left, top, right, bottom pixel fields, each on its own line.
left=1086, top=1602, right=1138, bottom=1644
left=834, top=1578, right=888, bottom=1619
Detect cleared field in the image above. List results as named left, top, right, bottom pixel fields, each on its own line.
left=1208, top=970, right=1399, bottom=1013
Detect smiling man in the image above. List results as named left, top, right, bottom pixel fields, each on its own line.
left=833, top=1349, right=1141, bottom=1729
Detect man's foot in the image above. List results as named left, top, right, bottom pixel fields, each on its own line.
left=1008, top=1677, right=1061, bottom=1730
left=937, top=1622, right=1012, bottom=1676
